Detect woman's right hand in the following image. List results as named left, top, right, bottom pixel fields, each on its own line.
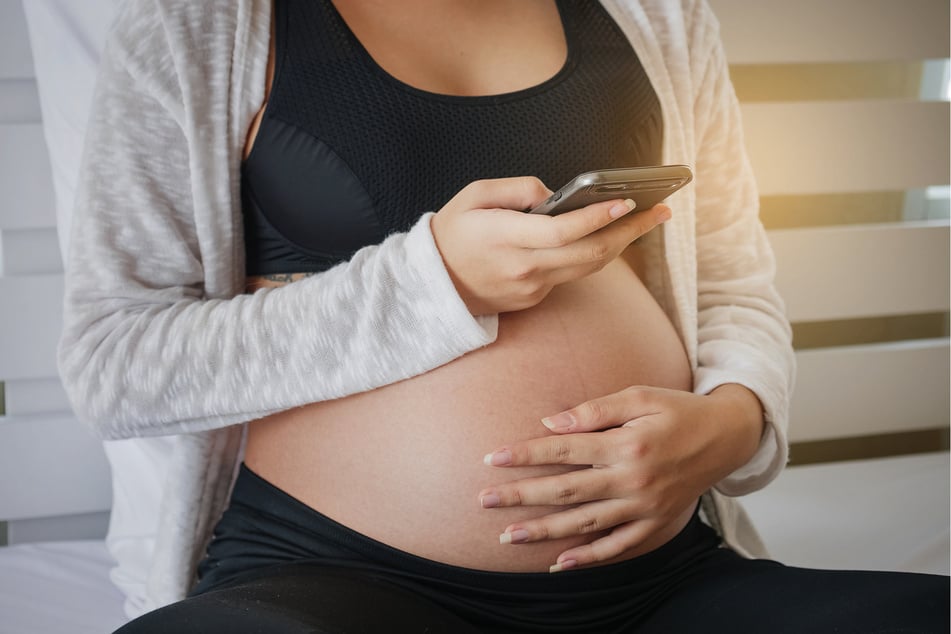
left=430, top=177, right=672, bottom=315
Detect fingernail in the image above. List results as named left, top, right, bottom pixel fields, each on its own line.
left=657, top=207, right=672, bottom=223
left=541, top=412, right=575, bottom=431
left=480, top=493, right=501, bottom=509
left=549, top=559, right=578, bottom=573
left=483, top=450, right=512, bottom=466
left=499, top=529, right=530, bottom=545
left=609, top=198, right=636, bottom=219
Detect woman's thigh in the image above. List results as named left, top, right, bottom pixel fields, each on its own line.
left=637, top=551, right=950, bottom=634
left=115, top=553, right=949, bottom=633
left=113, top=563, right=482, bottom=634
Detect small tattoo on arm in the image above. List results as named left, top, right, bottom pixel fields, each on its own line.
left=245, top=271, right=318, bottom=292
left=262, top=273, right=298, bottom=284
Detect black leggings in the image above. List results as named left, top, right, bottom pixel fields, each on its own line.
left=115, top=465, right=949, bottom=633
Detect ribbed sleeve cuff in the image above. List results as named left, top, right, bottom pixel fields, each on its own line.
left=403, top=212, right=499, bottom=348
left=694, top=366, right=790, bottom=497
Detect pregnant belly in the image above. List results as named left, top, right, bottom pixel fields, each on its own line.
left=243, top=258, right=693, bottom=571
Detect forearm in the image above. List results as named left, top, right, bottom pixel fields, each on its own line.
left=59, top=33, right=499, bottom=440
left=60, top=214, right=498, bottom=440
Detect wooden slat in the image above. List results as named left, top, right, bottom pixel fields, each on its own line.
left=0, top=0, right=35, bottom=80
left=2, top=378, right=71, bottom=416
left=0, top=413, right=111, bottom=520
left=7, top=511, right=110, bottom=543
left=0, top=124, right=56, bottom=230
left=1, top=227, right=62, bottom=275
left=712, top=0, right=950, bottom=64
left=769, top=222, right=950, bottom=322
left=0, top=274, right=62, bottom=381
left=742, top=101, right=950, bottom=196
left=789, top=339, right=950, bottom=442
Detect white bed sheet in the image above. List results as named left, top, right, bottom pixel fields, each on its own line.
left=0, top=540, right=127, bottom=634
left=743, top=451, right=950, bottom=575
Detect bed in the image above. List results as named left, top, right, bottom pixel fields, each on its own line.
left=1, top=1, right=948, bottom=632
left=0, top=540, right=127, bottom=633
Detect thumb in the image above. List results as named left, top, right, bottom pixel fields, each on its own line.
left=541, top=386, right=655, bottom=433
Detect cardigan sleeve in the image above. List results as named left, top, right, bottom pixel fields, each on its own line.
left=689, top=4, right=796, bottom=496
left=57, top=4, right=497, bottom=441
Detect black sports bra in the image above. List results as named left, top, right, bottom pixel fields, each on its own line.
left=241, top=0, right=662, bottom=276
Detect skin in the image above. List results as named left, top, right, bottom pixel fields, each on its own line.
left=244, top=0, right=766, bottom=573
left=479, top=383, right=764, bottom=571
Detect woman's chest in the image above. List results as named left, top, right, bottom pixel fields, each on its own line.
left=242, top=0, right=662, bottom=276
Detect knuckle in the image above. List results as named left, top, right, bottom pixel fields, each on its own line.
left=577, top=515, right=601, bottom=534
left=630, top=472, right=656, bottom=494
left=588, top=241, right=611, bottom=262
left=546, top=224, right=574, bottom=248
left=537, top=221, right=574, bottom=249
left=555, top=485, right=578, bottom=504
left=510, top=263, right=538, bottom=282
left=615, top=213, right=646, bottom=238
left=527, top=175, right=548, bottom=194
left=576, top=400, right=606, bottom=426
left=622, top=386, right=651, bottom=409
left=466, top=179, right=488, bottom=196
left=619, top=439, right=650, bottom=462
left=520, top=176, right=548, bottom=201
left=549, top=440, right=573, bottom=463
left=622, top=385, right=645, bottom=400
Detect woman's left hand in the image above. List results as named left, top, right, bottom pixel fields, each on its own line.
left=477, top=384, right=765, bottom=572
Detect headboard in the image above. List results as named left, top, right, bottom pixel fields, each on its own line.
left=0, top=0, right=114, bottom=545
left=0, top=0, right=948, bottom=545
left=712, top=0, right=950, bottom=456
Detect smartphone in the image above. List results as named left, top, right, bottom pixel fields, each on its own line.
left=528, top=165, right=693, bottom=216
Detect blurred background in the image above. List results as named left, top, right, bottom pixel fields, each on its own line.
left=711, top=0, right=950, bottom=465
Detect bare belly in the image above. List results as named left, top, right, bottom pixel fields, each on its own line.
left=243, top=257, right=693, bottom=571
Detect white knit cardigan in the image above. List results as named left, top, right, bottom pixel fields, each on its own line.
left=58, top=0, right=795, bottom=615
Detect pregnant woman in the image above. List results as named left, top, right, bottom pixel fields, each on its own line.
left=59, top=0, right=948, bottom=631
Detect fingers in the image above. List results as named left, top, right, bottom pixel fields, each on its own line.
left=519, top=204, right=672, bottom=286
left=493, top=511, right=655, bottom=573
left=478, top=467, right=616, bottom=510
left=489, top=501, right=659, bottom=573
left=494, top=499, right=634, bottom=545
left=509, top=198, right=632, bottom=248
left=434, top=173, right=672, bottom=316
left=456, top=177, right=553, bottom=214
left=453, top=177, right=671, bottom=253
left=541, top=386, right=663, bottom=434
left=482, top=432, right=614, bottom=469
left=515, top=201, right=671, bottom=251
left=551, top=520, right=655, bottom=572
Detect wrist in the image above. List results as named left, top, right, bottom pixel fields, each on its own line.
left=706, top=383, right=766, bottom=471
left=429, top=212, right=484, bottom=315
